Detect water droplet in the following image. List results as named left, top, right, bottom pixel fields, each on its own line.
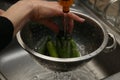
left=31, top=75, right=39, bottom=80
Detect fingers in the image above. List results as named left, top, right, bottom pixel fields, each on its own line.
left=0, top=9, right=4, bottom=15
left=67, top=13, right=85, bottom=33
left=63, top=14, right=73, bottom=34
left=38, top=12, right=85, bottom=34
left=29, top=0, right=85, bottom=34
left=31, top=1, right=63, bottom=20
left=40, top=19, right=59, bottom=33
left=62, top=12, right=85, bottom=34
left=68, top=13, right=85, bottom=23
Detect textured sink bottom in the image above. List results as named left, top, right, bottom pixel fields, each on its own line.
left=0, top=40, right=99, bottom=80
left=0, top=42, right=99, bottom=80
left=22, top=65, right=98, bottom=80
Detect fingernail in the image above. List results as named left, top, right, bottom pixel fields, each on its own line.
left=81, top=18, right=85, bottom=22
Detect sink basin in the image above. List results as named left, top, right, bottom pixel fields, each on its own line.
left=1, top=40, right=120, bottom=80
left=0, top=0, right=120, bottom=80
left=86, top=43, right=120, bottom=79
left=95, top=43, right=120, bottom=75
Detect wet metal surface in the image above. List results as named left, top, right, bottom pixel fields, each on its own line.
left=0, top=0, right=120, bottom=80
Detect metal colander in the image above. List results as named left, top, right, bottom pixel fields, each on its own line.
left=17, top=11, right=109, bottom=72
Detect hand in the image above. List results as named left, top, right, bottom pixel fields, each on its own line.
left=1, top=0, right=85, bottom=35
left=29, top=0, right=85, bottom=33
left=0, top=9, right=4, bottom=15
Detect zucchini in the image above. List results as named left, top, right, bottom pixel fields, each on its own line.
left=61, top=40, right=71, bottom=58
left=34, top=36, right=48, bottom=54
left=56, top=38, right=62, bottom=57
left=47, top=40, right=59, bottom=57
left=70, top=39, right=80, bottom=57
left=56, top=37, right=71, bottom=58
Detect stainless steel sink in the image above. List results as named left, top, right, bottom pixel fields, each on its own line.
left=85, top=43, right=120, bottom=79
left=0, top=0, right=120, bottom=80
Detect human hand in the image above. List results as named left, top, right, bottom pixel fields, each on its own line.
left=1, top=0, right=85, bottom=35
left=29, top=0, right=85, bottom=33
left=0, top=9, right=4, bottom=15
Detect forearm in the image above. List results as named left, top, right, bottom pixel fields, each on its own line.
left=1, top=1, right=33, bottom=36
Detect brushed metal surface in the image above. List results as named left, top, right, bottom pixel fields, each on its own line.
left=104, top=72, right=120, bottom=80
left=0, top=39, right=99, bottom=80
left=0, top=73, right=6, bottom=80
left=0, top=0, right=120, bottom=80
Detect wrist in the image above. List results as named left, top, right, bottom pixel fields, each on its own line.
left=1, top=0, right=34, bottom=35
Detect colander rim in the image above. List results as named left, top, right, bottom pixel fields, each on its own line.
left=16, top=11, right=109, bottom=63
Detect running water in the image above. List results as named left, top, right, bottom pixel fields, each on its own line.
left=63, top=13, right=69, bottom=38
left=53, top=72, right=72, bottom=80
left=76, top=43, right=88, bottom=56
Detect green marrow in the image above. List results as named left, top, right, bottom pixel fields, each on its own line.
left=35, top=36, right=48, bottom=54
left=47, top=40, right=59, bottom=57
left=56, top=37, right=71, bottom=58
left=70, top=39, right=80, bottom=57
